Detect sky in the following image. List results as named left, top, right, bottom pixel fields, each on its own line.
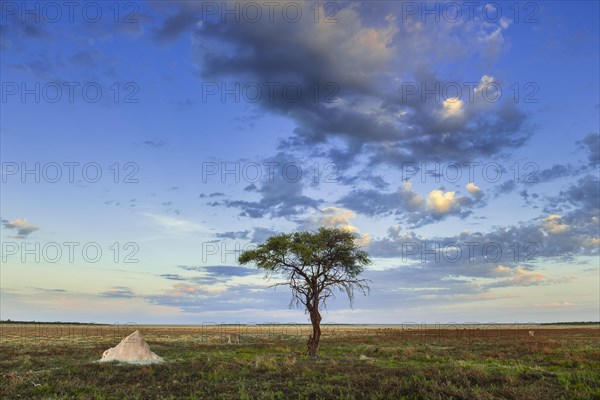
left=0, top=0, right=599, bottom=324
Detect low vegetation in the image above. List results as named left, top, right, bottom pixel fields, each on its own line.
left=1, top=325, right=598, bottom=399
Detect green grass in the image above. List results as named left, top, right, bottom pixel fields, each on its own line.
left=0, top=327, right=598, bottom=399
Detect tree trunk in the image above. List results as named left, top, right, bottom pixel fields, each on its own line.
left=307, top=305, right=322, bottom=357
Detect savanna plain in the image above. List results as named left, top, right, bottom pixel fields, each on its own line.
left=1, top=323, right=599, bottom=399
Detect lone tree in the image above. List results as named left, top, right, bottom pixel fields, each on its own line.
left=238, top=227, right=371, bottom=356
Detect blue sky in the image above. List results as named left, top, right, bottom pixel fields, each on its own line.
left=1, top=1, right=599, bottom=324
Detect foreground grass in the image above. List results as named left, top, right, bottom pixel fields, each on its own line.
left=0, top=328, right=599, bottom=399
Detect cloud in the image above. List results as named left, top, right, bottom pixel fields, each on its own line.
left=542, top=215, right=570, bottom=234
left=100, top=287, right=139, bottom=299
left=578, top=133, right=600, bottom=167
left=154, top=6, right=199, bottom=42
left=466, top=183, right=483, bottom=197
left=169, top=282, right=228, bottom=296
left=0, top=9, right=50, bottom=51
left=493, top=265, right=513, bottom=276
left=144, top=266, right=286, bottom=313
left=368, top=177, right=600, bottom=266
left=424, top=292, right=506, bottom=301
left=2, top=218, right=39, bottom=238
left=298, top=206, right=370, bottom=247
left=210, top=227, right=281, bottom=243
left=544, top=175, right=599, bottom=238
left=441, top=97, right=464, bottom=118
left=144, top=282, right=282, bottom=313
left=338, top=181, right=423, bottom=218
left=533, top=302, right=575, bottom=308
left=339, top=181, right=483, bottom=227
left=218, top=153, right=321, bottom=218
left=486, top=267, right=574, bottom=288
left=313, top=207, right=359, bottom=232
left=29, top=287, right=69, bottom=293
left=493, top=163, right=577, bottom=200
left=141, top=140, right=167, bottom=148
left=159, top=274, right=187, bottom=281
left=537, top=164, right=575, bottom=182
left=215, top=230, right=250, bottom=240
left=153, top=2, right=528, bottom=170
left=583, top=237, right=600, bottom=248
left=177, top=265, right=258, bottom=285
left=143, top=213, right=209, bottom=234
left=69, top=50, right=105, bottom=67
left=427, top=190, right=459, bottom=214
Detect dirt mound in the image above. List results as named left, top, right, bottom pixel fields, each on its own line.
left=100, top=330, right=163, bottom=364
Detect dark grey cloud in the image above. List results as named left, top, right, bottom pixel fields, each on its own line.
left=100, top=287, right=137, bottom=298
left=336, top=171, right=390, bottom=190
left=0, top=10, right=49, bottom=50
left=154, top=7, right=199, bottom=42
left=543, top=175, right=600, bottom=238
left=2, top=10, right=119, bottom=80
left=492, top=159, right=583, bottom=200
left=357, top=260, right=573, bottom=309
left=208, top=226, right=280, bottom=244
left=222, top=195, right=319, bottom=219
left=578, top=133, right=600, bottom=167
left=208, top=192, right=225, bottom=197
left=216, top=153, right=322, bottom=218
left=339, top=183, right=484, bottom=228
left=141, top=140, right=167, bottom=148
left=494, top=180, right=517, bottom=197
left=369, top=87, right=531, bottom=166
left=538, top=164, right=574, bottom=182
left=159, top=274, right=187, bottom=281
left=369, top=176, right=600, bottom=265
left=338, top=188, right=418, bottom=218
left=215, top=230, right=250, bottom=240
left=69, top=50, right=105, bottom=67
left=358, top=219, right=582, bottom=305
left=178, top=265, right=256, bottom=278
left=152, top=2, right=525, bottom=169
left=29, top=287, right=69, bottom=293
left=561, top=175, right=600, bottom=212
left=510, top=163, right=577, bottom=199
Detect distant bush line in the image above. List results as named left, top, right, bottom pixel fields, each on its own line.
left=0, top=320, right=110, bottom=325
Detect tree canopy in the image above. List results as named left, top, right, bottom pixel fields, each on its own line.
left=239, top=227, right=371, bottom=356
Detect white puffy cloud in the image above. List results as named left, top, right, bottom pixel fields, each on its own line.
left=304, top=207, right=370, bottom=247
left=427, top=189, right=458, bottom=214
left=441, top=97, right=464, bottom=117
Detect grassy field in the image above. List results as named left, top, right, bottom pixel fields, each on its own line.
left=1, top=324, right=599, bottom=399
